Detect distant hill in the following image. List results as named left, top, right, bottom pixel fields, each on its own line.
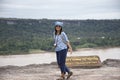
left=0, top=18, right=120, bottom=55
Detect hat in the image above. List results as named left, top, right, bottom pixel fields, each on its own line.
left=54, top=21, right=63, bottom=27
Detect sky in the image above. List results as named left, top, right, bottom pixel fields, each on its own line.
left=0, top=0, right=120, bottom=19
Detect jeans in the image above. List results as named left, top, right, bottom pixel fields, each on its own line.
left=56, top=49, right=70, bottom=74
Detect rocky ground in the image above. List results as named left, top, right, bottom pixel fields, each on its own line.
left=0, top=59, right=120, bottom=80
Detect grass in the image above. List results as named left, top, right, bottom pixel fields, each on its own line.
left=29, top=49, right=46, bottom=54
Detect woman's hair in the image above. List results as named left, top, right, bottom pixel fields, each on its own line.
left=54, top=26, right=62, bottom=35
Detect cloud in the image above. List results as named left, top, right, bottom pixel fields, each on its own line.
left=0, top=0, right=120, bottom=19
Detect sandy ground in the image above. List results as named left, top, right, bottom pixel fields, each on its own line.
left=0, top=59, right=120, bottom=80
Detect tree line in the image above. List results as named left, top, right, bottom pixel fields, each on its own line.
left=0, top=18, right=120, bottom=55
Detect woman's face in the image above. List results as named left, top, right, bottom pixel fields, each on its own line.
left=55, top=25, right=62, bottom=31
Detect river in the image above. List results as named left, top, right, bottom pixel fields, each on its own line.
left=0, top=47, right=120, bottom=67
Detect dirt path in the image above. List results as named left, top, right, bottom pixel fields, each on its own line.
left=0, top=59, right=120, bottom=80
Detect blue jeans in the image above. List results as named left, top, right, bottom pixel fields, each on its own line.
left=56, top=49, right=70, bottom=74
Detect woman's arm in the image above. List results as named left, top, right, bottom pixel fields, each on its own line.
left=66, top=42, right=72, bottom=54
left=61, top=32, right=73, bottom=54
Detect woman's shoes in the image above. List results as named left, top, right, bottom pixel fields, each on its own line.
left=57, top=72, right=73, bottom=80
left=56, top=76, right=65, bottom=80
left=66, top=72, right=73, bottom=79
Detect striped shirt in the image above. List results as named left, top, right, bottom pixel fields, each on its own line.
left=54, top=32, right=69, bottom=51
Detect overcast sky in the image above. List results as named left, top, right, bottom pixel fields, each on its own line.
left=0, top=0, right=120, bottom=19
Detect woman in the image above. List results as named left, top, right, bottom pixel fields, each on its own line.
left=53, top=21, right=73, bottom=80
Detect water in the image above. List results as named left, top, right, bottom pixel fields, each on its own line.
left=0, top=48, right=120, bottom=67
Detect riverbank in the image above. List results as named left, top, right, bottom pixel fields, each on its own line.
left=0, top=47, right=120, bottom=67
left=0, top=59, right=120, bottom=80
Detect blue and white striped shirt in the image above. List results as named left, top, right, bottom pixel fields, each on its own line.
left=54, top=32, right=69, bottom=51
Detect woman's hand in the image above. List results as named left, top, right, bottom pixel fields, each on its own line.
left=67, top=42, right=73, bottom=54
left=68, top=48, right=72, bottom=54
